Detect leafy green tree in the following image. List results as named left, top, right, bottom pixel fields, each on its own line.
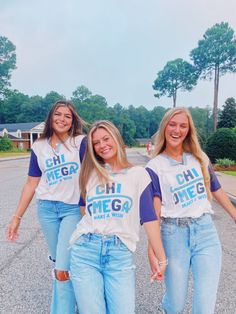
left=127, top=105, right=150, bottom=138
left=42, top=91, right=65, bottom=116
left=149, top=106, right=166, bottom=136
left=189, top=106, right=213, bottom=137
left=109, top=104, right=136, bottom=146
left=72, top=85, right=92, bottom=102
left=0, top=36, right=16, bottom=96
left=206, top=128, right=236, bottom=162
left=153, top=58, right=198, bottom=107
left=75, top=94, right=109, bottom=124
left=1, top=90, right=63, bottom=123
left=2, top=90, right=30, bottom=123
left=218, top=97, right=236, bottom=128
left=190, top=22, right=236, bottom=131
left=0, top=134, right=13, bottom=151
left=18, top=95, right=44, bottom=122
left=0, top=99, right=4, bottom=123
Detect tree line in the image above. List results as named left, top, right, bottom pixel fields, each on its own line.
left=1, top=21, right=236, bottom=147
left=1, top=84, right=236, bottom=147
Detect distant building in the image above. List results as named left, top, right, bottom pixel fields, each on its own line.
left=0, top=122, right=44, bottom=149
left=135, top=138, right=151, bottom=146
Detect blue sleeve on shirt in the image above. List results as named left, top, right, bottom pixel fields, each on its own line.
left=140, top=183, right=157, bottom=224
left=208, top=164, right=221, bottom=192
left=79, top=136, right=87, bottom=163
left=145, top=167, right=162, bottom=200
left=28, top=150, right=42, bottom=177
left=79, top=196, right=86, bottom=206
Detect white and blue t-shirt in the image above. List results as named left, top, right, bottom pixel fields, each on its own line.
left=28, top=135, right=86, bottom=204
left=70, top=166, right=157, bottom=252
left=146, top=152, right=221, bottom=218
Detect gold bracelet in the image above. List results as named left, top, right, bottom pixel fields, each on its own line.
left=13, top=214, right=22, bottom=220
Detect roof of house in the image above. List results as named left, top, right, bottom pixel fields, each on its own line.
left=0, top=122, right=43, bottom=132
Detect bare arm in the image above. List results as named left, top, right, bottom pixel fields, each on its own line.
left=212, top=187, right=236, bottom=223
left=144, top=196, right=166, bottom=280
left=80, top=206, right=86, bottom=216
left=6, top=176, right=41, bottom=241
left=144, top=220, right=166, bottom=264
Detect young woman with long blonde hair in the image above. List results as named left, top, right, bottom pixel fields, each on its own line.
left=146, top=107, right=236, bottom=314
left=70, top=120, right=167, bottom=314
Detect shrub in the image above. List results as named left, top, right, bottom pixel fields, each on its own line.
left=206, top=128, right=236, bottom=163
left=215, top=158, right=235, bottom=167
left=0, top=135, right=13, bottom=151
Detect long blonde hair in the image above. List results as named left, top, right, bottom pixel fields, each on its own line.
left=153, top=107, right=211, bottom=200
left=79, top=120, right=131, bottom=199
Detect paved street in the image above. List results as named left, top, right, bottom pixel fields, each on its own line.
left=0, top=153, right=236, bottom=313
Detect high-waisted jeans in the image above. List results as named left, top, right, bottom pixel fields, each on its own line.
left=37, top=200, right=81, bottom=314
left=70, top=233, right=136, bottom=314
left=160, top=214, right=222, bottom=314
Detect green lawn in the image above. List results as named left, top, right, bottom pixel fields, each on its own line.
left=221, top=171, right=236, bottom=176
left=0, top=151, right=29, bottom=158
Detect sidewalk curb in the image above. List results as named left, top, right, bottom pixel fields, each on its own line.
left=0, top=156, right=30, bottom=162
left=227, top=195, right=236, bottom=206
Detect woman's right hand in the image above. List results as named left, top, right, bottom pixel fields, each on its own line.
left=6, top=216, right=21, bottom=242
left=6, top=176, right=40, bottom=242
left=148, top=245, right=164, bottom=281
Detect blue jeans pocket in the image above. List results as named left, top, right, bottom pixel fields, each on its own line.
left=118, top=241, right=132, bottom=252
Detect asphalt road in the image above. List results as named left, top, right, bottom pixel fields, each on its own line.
left=0, top=153, right=236, bottom=314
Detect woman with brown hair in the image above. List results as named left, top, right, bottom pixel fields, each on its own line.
left=7, top=100, right=86, bottom=314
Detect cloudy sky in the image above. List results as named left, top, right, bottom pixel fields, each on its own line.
left=1, top=0, right=236, bottom=109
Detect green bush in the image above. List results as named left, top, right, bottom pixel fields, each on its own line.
left=215, top=158, right=235, bottom=167
left=206, top=128, right=236, bottom=163
left=0, top=135, right=13, bottom=151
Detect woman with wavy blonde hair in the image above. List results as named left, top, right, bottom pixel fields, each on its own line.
left=70, top=120, right=166, bottom=314
left=146, top=107, right=236, bottom=314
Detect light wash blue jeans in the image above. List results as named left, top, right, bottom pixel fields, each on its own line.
left=160, top=214, right=222, bottom=314
left=70, top=233, right=136, bottom=314
left=37, top=200, right=81, bottom=314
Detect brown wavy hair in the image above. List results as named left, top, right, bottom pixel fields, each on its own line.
left=41, top=100, right=84, bottom=140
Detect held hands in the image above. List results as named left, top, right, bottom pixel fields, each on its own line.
left=6, top=215, right=21, bottom=242
left=148, top=246, right=167, bottom=282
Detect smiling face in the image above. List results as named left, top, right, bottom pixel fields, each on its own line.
left=52, top=106, right=73, bottom=137
left=165, top=112, right=189, bottom=150
left=92, top=127, right=118, bottom=165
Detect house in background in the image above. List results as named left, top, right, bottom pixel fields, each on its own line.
left=135, top=138, right=151, bottom=146
left=0, top=122, right=44, bottom=149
